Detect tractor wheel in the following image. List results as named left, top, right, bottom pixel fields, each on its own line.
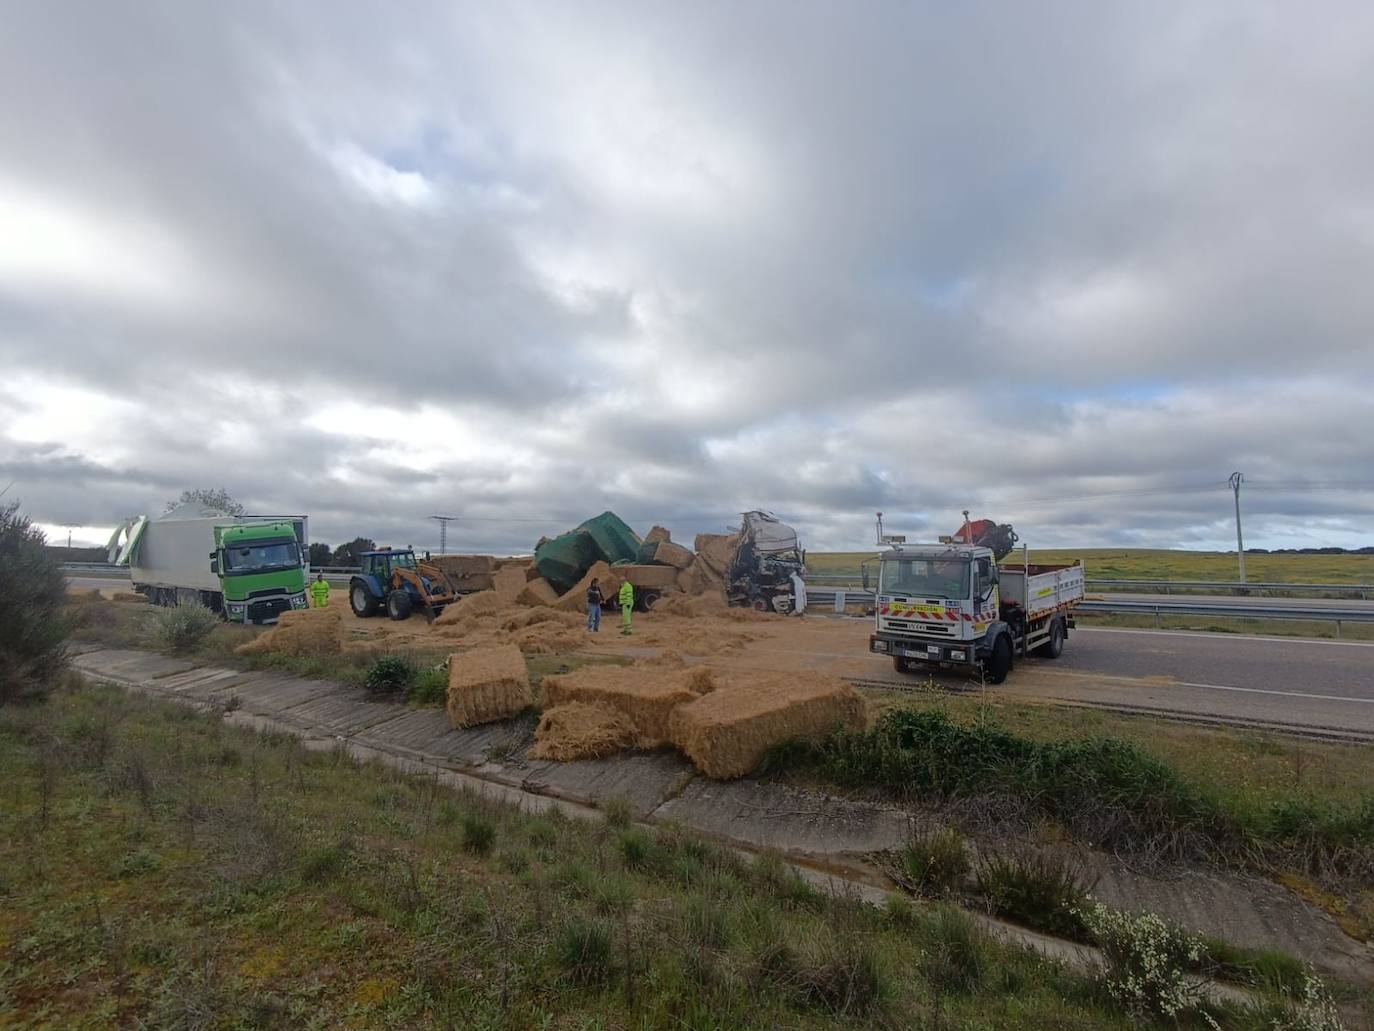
left=350, top=581, right=379, bottom=617
left=386, top=590, right=413, bottom=621
left=984, top=634, right=1013, bottom=684
left=1033, top=618, right=1065, bottom=659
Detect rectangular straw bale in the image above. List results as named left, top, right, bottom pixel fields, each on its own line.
left=542, top=665, right=702, bottom=748
left=649, top=540, right=694, bottom=569
left=446, top=644, right=533, bottom=728
left=693, top=533, right=738, bottom=575
left=644, top=525, right=671, bottom=544
left=668, top=672, right=863, bottom=779
left=680, top=559, right=724, bottom=595
left=529, top=702, right=637, bottom=761
left=493, top=563, right=528, bottom=601
left=433, top=554, right=497, bottom=576
left=621, top=564, right=679, bottom=589
left=515, top=577, right=560, bottom=607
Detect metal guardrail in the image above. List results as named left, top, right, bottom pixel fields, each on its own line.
left=801, top=587, right=1373, bottom=637
left=805, top=572, right=1372, bottom=598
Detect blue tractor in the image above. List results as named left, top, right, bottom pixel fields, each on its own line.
left=348, top=548, right=459, bottom=621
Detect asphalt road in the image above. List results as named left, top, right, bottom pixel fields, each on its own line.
left=866, top=626, right=1374, bottom=742
left=1089, top=591, right=1374, bottom=612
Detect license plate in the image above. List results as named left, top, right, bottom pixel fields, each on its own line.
left=927, top=646, right=941, bottom=657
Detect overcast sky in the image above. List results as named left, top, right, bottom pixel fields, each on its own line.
left=4, top=1, right=1373, bottom=555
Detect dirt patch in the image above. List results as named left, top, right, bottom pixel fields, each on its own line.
left=446, top=644, right=533, bottom=728
left=530, top=702, right=638, bottom=761
left=669, top=672, right=864, bottom=779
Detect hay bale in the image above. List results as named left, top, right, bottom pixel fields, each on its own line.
left=529, top=702, right=637, bottom=761
left=234, top=606, right=344, bottom=657
left=649, top=540, right=694, bottom=569
left=668, top=672, right=863, bottom=779
left=542, top=665, right=704, bottom=748
left=493, top=564, right=527, bottom=601
left=620, top=564, right=680, bottom=590
left=645, top=525, right=671, bottom=544
left=434, top=589, right=506, bottom=626
left=515, top=577, right=560, bottom=607
left=680, top=559, right=725, bottom=596
left=446, top=644, right=533, bottom=728
left=502, top=607, right=580, bottom=631
left=431, top=554, right=497, bottom=592
left=552, top=561, right=624, bottom=611
left=693, top=533, right=739, bottom=575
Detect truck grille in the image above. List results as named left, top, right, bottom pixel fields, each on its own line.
left=247, top=598, right=290, bottom=624
left=882, top=619, right=956, bottom=637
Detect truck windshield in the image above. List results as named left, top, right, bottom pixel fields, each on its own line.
left=880, top=558, right=969, bottom=600
left=223, top=540, right=300, bottom=574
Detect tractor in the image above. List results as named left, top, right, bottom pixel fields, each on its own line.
left=349, top=548, right=459, bottom=621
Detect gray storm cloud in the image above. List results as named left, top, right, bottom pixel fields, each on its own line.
left=1, top=0, right=1371, bottom=553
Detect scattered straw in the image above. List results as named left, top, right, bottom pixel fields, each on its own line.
left=529, top=702, right=637, bottom=761
left=235, top=606, right=344, bottom=657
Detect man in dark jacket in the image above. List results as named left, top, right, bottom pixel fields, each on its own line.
left=585, top=577, right=603, bottom=632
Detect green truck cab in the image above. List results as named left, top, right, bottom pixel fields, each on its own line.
left=211, top=522, right=309, bottom=624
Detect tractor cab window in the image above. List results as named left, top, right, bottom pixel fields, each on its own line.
left=364, top=554, right=391, bottom=577
left=391, top=552, right=417, bottom=570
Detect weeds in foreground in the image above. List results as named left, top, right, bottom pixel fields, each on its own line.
left=897, top=826, right=970, bottom=896
left=975, top=848, right=1093, bottom=938
left=145, top=600, right=219, bottom=654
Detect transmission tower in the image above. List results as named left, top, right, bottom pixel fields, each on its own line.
left=1228, top=472, right=1245, bottom=583
left=429, top=515, right=458, bottom=555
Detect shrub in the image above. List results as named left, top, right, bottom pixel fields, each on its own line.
left=365, top=656, right=413, bottom=696
left=1075, top=900, right=1211, bottom=1022
left=1266, top=971, right=1345, bottom=1031
left=616, top=829, right=653, bottom=871
left=407, top=666, right=447, bottom=705
left=498, top=849, right=529, bottom=875
left=554, top=917, right=614, bottom=985
left=147, top=599, right=220, bottom=654
left=461, top=814, right=496, bottom=856
left=0, top=502, right=70, bottom=704
left=920, top=904, right=989, bottom=994
left=974, top=849, right=1091, bottom=938
left=898, top=826, right=969, bottom=896
left=602, top=794, right=633, bottom=828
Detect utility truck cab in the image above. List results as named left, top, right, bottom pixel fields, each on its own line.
left=868, top=525, right=1084, bottom=683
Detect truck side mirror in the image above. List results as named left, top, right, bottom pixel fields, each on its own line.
left=209, top=556, right=219, bottom=575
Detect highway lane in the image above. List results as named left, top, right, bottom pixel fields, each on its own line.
left=862, top=626, right=1374, bottom=742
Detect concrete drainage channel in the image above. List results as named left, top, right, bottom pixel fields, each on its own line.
left=69, top=646, right=1371, bottom=1005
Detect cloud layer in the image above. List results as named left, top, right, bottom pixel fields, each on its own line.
left=3, top=1, right=1372, bottom=552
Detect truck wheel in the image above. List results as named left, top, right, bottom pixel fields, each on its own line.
left=750, top=593, right=769, bottom=612
left=640, top=591, right=661, bottom=612
left=985, top=635, right=1013, bottom=684
left=350, top=582, right=379, bottom=617
left=893, top=656, right=913, bottom=675
left=1034, top=618, right=1065, bottom=659
left=387, top=590, right=413, bottom=621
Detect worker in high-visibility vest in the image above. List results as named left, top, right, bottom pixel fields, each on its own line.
left=618, top=579, right=634, bottom=635
left=310, top=573, right=331, bottom=608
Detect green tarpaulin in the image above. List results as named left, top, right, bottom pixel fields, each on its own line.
left=576, top=511, right=642, bottom=566
left=533, top=530, right=598, bottom=595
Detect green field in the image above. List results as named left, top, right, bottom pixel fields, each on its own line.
left=807, top=549, right=1374, bottom=584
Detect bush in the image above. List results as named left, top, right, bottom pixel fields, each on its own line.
left=146, top=600, right=220, bottom=655
left=616, top=829, right=653, bottom=870
left=898, top=826, right=969, bottom=896
left=0, top=503, right=72, bottom=703
left=555, top=917, right=614, bottom=985
left=364, top=656, right=413, bottom=696
left=974, top=849, right=1091, bottom=938
left=407, top=665, right=447, bottom=705
left=920, top=904, right=990, bottom=994
left=461, top=814, right=496, bottom=856
left=602, top=794, right=633, bottom=828
left=1075, top=900, right=1211, bottom=1022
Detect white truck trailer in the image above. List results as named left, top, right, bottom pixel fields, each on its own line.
left=867, top=533, right=1084, bottom=683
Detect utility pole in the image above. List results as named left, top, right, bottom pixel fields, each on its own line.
left=1228, top=472, right=1246, bottom=583
left=429, top=515, right=458, bottom=555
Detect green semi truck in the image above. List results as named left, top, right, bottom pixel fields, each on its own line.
left=110, top=505, right=310, bottom=624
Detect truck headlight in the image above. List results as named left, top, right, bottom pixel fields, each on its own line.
left=871, top=640, right=888, bottom=652
left=228, top=603, right=246, bottom=614
left=950, top=649, right=966, bottom=661
left=291, top=594, right=308, bottom=609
